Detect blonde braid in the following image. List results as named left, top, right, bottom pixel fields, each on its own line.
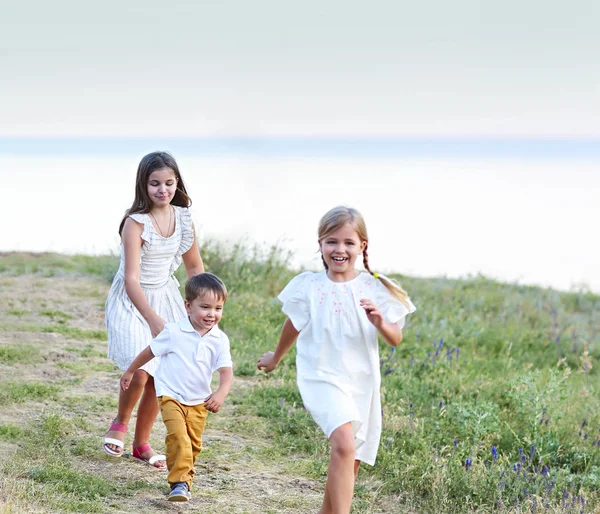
left=363, top=246, right=411, bottom=308
left=321, top=253, right=329, bottom=270
left=363, top=247, right=373, bottom=275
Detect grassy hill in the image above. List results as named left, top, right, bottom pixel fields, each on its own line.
left=0, top=244, right=598, bottom=513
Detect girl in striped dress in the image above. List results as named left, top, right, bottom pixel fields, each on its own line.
left=103, top=152, right=204, bottom=469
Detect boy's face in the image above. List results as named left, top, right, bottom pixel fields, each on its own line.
left=185, top=291, right=224, bottom=335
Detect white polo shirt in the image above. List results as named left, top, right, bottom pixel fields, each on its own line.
left=150, top=317, right=233, bottom=406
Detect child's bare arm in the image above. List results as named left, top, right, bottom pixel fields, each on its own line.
left=204, top=367, right=233, bottom=413
left=122, top=219, right=165, bottom=337
left=257, top=318, right=299, bottom=372
left=359, top=299, right=403, bottom=346
left=181, top=225, right=204, bottom=277
left=120, top=346, right=155, bottom=390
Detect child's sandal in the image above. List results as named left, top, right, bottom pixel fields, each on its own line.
left=132, top=443, right=167, bottom=470
left=102, top=422, right=127, bottom=457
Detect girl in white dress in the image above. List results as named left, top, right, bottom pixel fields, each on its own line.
left=257, top=206, right=415, bottom=514
left=103, top=152, right=204, bottom=469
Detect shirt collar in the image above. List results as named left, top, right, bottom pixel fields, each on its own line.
left=179, top=316, right=221, bottom=338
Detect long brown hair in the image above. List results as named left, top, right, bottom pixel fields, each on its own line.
left=118, top=151, right=192, bottom=235
left=317, top=206, right=411, bottom=307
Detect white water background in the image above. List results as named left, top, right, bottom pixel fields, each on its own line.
left=3, top=155, right=599, bottom=292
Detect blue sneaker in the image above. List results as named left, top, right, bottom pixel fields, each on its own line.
left=168, top=482, right=191, bottom=502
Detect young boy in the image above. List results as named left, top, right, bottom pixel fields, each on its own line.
left=120, top=273, right=233, bottom=502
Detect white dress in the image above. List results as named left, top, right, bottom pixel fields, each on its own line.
left=105, top=206, right=195, bottom=376
left=279, top=270, right=416, bottom=465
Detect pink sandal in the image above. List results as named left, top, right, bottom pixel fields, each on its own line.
left=102, top=422, right=127, bottom=457
left=132, top=443, right=167, bottom=470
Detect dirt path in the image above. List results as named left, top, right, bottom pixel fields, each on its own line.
left=0, top=275, right=331, bottom=513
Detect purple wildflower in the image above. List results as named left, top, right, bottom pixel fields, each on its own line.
left=435, top=338, right=444, bottom=356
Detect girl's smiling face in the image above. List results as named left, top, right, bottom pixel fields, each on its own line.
left=147, top=167, right=178, bottom=208
left=319, top=222, right=367, bottom=282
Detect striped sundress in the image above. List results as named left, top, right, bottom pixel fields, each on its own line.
left=105, top=205, right=195, bottom=376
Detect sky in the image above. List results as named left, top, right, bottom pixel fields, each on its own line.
left=1, top=2, right=599, bottom=292
left=1, top=1, right=599, bottom=138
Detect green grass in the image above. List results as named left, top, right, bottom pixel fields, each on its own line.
left=256, top=277, right=598, bottom=510
left=64, top=344, right=106, bottom=358
left=0, top=252, right=119, bottom=282
left=55, top=361, right=94, bottom=375
left=0, top=323, right=107, bottom=340
left=90, top=361, right=119, bottom=373
left=40, top=309, right=73, bottom=322
left=1, top=246, right=599, bottom=512
left=62, top=395, right=118, bottom=412
left=0, top=424, right=23, bottom=441
left=6, top=309, right=28, bottom=316
left=2, top=414, right=153, bottom=513
left=0, top=345, right=40, bottom=364
left=0, top=382, right=61, bottom=405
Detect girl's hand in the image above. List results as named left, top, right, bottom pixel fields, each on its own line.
left=120, top=370, right=134, bottom=391
left=257, top=352, right=279, bottom=373
left=148, top=315, right=166, bottom=338
left=360, top=299, right=384, bottom=328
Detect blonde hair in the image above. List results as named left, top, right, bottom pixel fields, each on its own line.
left=318, top=206, right=411, bottom=308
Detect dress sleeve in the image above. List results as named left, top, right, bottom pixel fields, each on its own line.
left=374, top=276, right=416, bottom=329
left=128, top=213, right=152, bottom=243
left=177, top=207, right=195, bottom=255
left=277, top=272, right=312, bottom=331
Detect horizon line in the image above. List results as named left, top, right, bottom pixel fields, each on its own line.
left=1, top=136, right=599, bottom=159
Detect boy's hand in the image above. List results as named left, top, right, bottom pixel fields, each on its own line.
left=360, top=299, right=384, bottom=328
left=204, top=390, right=226, bottom=413
left=120, top=370, right=134, bottom=391
left=257, top=351, right=279, bottom=373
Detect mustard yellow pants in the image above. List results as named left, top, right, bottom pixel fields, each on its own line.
left=159, top=396, right=208, bottom=489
